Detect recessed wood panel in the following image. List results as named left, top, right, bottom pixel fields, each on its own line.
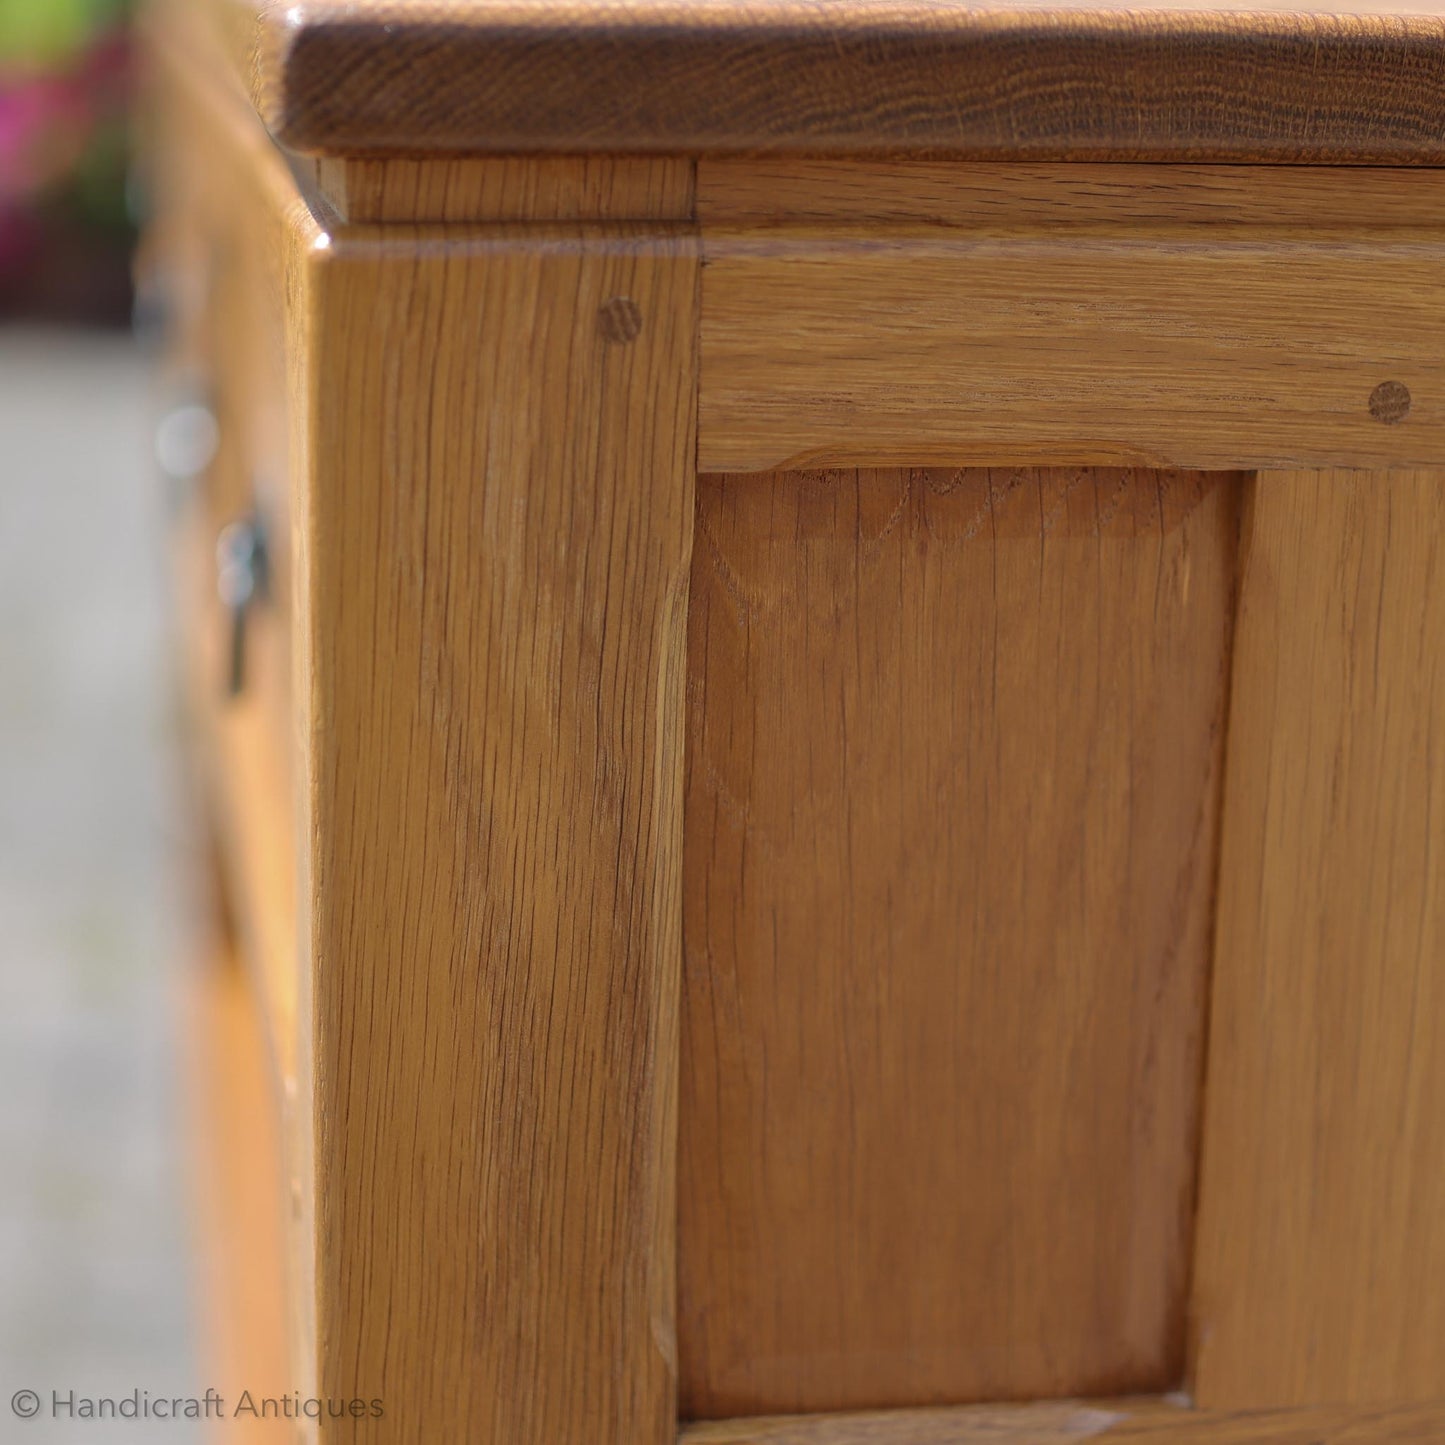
left=680, top=466, right=1242, bottom=1417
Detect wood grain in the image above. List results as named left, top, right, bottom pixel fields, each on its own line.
left=155, top=3, right=1445, bottom=1429
left=680, top=1398, right=1168, bottom=1444
left=697, top=161, right=1445, bottom=230
left=700, top=222, right=1445, bottom=474
left=1191, top=470, right=1445, bottom=1407
left=185, top=925, right=293, bottom=1445
left=680, top=467, right=1240, bottom=1416
left=681, top=1398, right=1445, bottom=1443
left=177, top=497, right=297, bottom=1080
left=228, top=0, right=1445, bottom=162
left=315, top=155, right=696, bottom=223
left=143, top=19, right=326, bottom=1423
left=302, top=218, right=698, bottom=1441
left=157, top=115, right=299, bottom=1089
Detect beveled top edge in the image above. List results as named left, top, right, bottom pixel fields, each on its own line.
left=237, top=0, right=1445, bottom=160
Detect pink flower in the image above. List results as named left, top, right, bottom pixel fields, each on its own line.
left=0, top=25, right=127, bottom=204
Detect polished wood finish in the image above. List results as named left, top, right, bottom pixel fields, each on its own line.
left=233, top=0, right=1445, bottom=163
left=156, top=74, right=299, bottom=1076
left=301, top=218, right=698, bottom=1443
left=696, top=160, right=1445, bottom=229
left=314, top=155, right=696, bottom=223
left=1191, top=470, right=1445, bottom=1407
left=145, top=10, right=324, bottom=1427
left=185, top=926, right=293, bottom=1445
left=680, top=467, right=1239, bottom=1416
left=682, top=1400, right=1170, bottom=1445
left=177, top=501, right=296, bottom=1078
left=699, top=186, right=1445, bottom=474
left=681, top=1399, right=1445, bottom=1443
left=152, top=5, right=1445, bottom=1439
left=153, top=15, right=703, bottom=1440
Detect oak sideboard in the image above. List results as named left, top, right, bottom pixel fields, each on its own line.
left=141, top=2, right=1445, bottom=1441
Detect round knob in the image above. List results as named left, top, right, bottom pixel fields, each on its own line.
left=155, top=395, right=218, bottom=485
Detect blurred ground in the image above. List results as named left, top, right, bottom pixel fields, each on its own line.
left=0, top=327, right=200, bottom=1440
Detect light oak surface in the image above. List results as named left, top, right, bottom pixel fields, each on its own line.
left=696, top=160, right=1445, bottom=229
left=681, top=1399, right=1445, bottom=1443
left=185, top=928, right=293, bottom=1445
left=314, top=155, right=697, bottom=223
left=1191, top=470, right=1445, bottom=1406
left=681, top=1399, right=1170, bottom=1443
left=680, top=467, right=1239, bottom=1415
left=146, top=10, right=325, bottom=1428
left=177, top=505, right=297, bottom=1079
left=151, top=4, right=1445, bottom=1437
left=700, top=219, right=1445, bottom=474
left=301, top=217, right=699, bottom=1442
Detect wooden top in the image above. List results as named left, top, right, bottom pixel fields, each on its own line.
left=235, top=0, right=1445, bottom=161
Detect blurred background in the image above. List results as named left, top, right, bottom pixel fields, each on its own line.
left=1, top=0, right=203, bottom=1438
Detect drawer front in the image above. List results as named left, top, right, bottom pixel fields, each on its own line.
left=144, top=6, right=300, bottom=1080
left=141, top=8, right=317, bottom=1434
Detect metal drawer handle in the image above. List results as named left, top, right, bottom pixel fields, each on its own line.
left=216, top=514, right=270, bottom=699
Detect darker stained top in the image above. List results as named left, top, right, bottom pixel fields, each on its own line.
left=244, top=0, right=1445, bottom=160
